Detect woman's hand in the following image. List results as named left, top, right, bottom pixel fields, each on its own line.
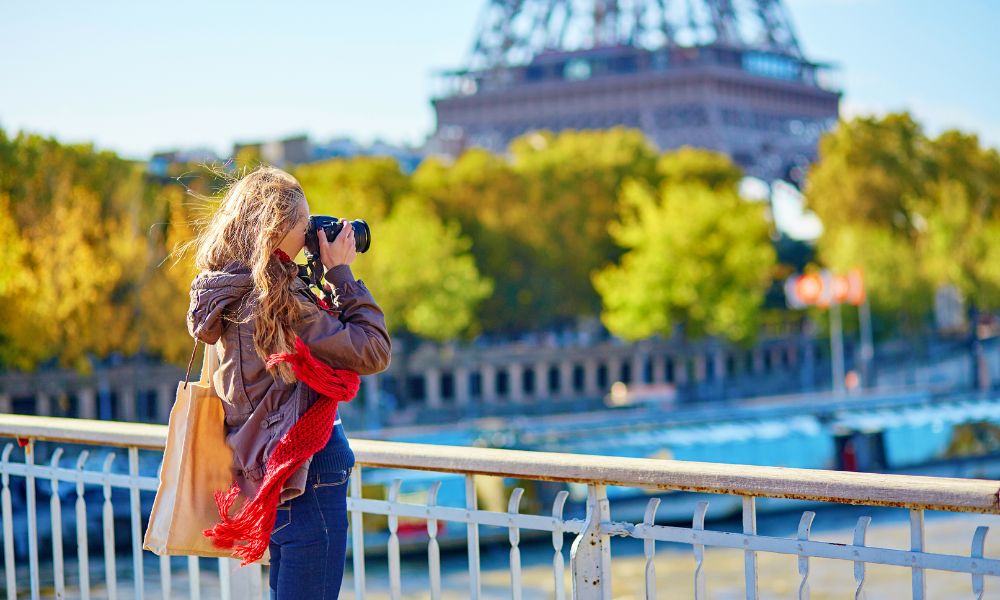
left=319, top=223, right=356, bottom=270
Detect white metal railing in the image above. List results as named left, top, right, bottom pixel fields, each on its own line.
left=1, top=413, right=1000, bottom=599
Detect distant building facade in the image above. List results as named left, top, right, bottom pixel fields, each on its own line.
left=146, top=135, right=423, bottom=177
left=147, top=148, right=221, bottom=177
left=429, top=0, right=841, bottom=184
left=0, top=331, right=819, bottom=429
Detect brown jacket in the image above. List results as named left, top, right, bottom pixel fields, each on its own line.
left=186, top=261, right=391, bottom=503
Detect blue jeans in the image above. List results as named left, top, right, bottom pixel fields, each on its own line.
left=268, top=464, right=352, bottom=599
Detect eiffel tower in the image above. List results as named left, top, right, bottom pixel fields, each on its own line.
left=429, top=0, right=840, bottom=185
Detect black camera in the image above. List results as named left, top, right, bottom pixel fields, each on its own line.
left=297, top=216, right=372, bottom=305
left=305, top=215, right=372, bottom=258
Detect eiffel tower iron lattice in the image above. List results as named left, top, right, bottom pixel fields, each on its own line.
left=429, top=0, right=841, bottom=186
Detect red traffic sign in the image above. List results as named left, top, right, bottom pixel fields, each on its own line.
left=785, top=269, right=865, bottom=309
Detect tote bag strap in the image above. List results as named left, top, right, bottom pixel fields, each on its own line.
left=203, top=341, right=220, bottom=386
left=182, top=339, right=221, bottom=390
left=182, top=339, right=201, bottom=390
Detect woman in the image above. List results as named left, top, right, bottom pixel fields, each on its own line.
left=184, top=165, right=391, bottom=598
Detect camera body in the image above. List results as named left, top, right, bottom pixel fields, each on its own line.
left=305, top=215, right=372, bottom=259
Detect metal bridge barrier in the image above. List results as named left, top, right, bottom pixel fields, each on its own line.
left=1, top=413, right=999, bottom=599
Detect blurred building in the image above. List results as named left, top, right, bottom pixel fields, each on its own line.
left=232, top=134, right=311, bottom=168
left=428, top=0, right=841, bottom=185
left=147, top=148, right=221, bottom=177
left=230, top=135, right=423, bottom=172
left=148, top=135, right=422, bottom=174
left=263, top=134, right=311, bottom=166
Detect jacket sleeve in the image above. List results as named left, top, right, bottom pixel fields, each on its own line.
left=293, top=264, right=392, bottom=375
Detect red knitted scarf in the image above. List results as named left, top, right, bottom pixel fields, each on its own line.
left=201, top=335, right=360, bottom=566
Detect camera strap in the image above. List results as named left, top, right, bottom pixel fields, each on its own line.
left=301, top=255, right=338, bottom=308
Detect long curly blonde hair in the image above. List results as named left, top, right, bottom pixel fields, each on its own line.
left=187, top=165, right=307, bottom=384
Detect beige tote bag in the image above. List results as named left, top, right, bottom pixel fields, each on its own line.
left=143, top=340, right=270, bottom=564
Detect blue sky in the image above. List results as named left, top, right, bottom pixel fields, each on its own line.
left=1, top=0, right=997, bottom=160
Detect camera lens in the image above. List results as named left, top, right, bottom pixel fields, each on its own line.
left=351, top=219, right=371, bottom=253
left=305, top=215, right=372, bottom=257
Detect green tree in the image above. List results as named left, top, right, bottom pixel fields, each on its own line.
left=817, top=224, right=930, bottom=318
left=805, top=113, right=931, bottom=231
left=413, top=149, right=537, bottom=332
left=919, top=131, right=1000, bottom=311
left=140, top=184, right=204, bottom=364
left=0, top=130, right=151, bottom=372
left=19, top=178, right=147, bottom=372
left=656, top=146, right=743, bottom=189
left=805, top=113, right=1000, bottom=325
left=593, top=176, right=776, bottom=343
left=508, top=128, right=660, bottom=322
left=296, top=157, right=491, bottom=338
left=233, top=146, right=264, bottom=172
left=414, top=128, right=661, bottom=332
left=0, top=192, right=43, bottom=370
left=350, top=194, right=493, bottom=339
left=295, top=156, right=409, bottom=226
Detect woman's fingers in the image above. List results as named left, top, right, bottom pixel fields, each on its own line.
left=316, top=223, right=357, bottom=269
left=345, top=228, right=356, bottom=260
left=335, top=224, right=352, bottom=244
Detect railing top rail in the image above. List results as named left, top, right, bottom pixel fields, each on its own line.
left=353, top=439, right=1000, bottom=514
left=2, top=413, right=998, bottom=514
left=0, top=414, right=167, bottom=449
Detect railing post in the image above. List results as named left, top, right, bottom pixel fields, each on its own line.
left=853, top=516, right=872, bottom=600
left=426, top=480, right=443, bottom=600
left=971, top=526, right=989, bottom=600
left=507, top=487, right=525, bottom=600
left=224, top=558, right=263, bottom=600
left=387, top=478, right=402, bottom=599
left=25, top=439, right=40, bottom=600
left=743, top=496, right=758, bottom=600
left=642, top=498, right=661, bottom=599
left=465, top=474, right=481, bottom=599
left=350, top=465, right=367, bottom=599
left=2, top=444, right=19, bottom=600
left=571, top=484, right=612, bottom=599
left=49, top=449, right=66, bottom=599
left=101, top=454, right=117, bottom=600
left=74, top=451, right=91, bottom=600
left=910, top=509, right=926, bottom=599
left=187, top=555, right=201, bottom=600
left=127, top=447, right=144, bottom=599
left=551, top=490, right=570, bottom=600
left=694, top=501, right=709, bottom=599
left=797, top=511, right=816, bottom=600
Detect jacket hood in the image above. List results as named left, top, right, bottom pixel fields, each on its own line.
left=187, top=261, right=255, bottom=344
